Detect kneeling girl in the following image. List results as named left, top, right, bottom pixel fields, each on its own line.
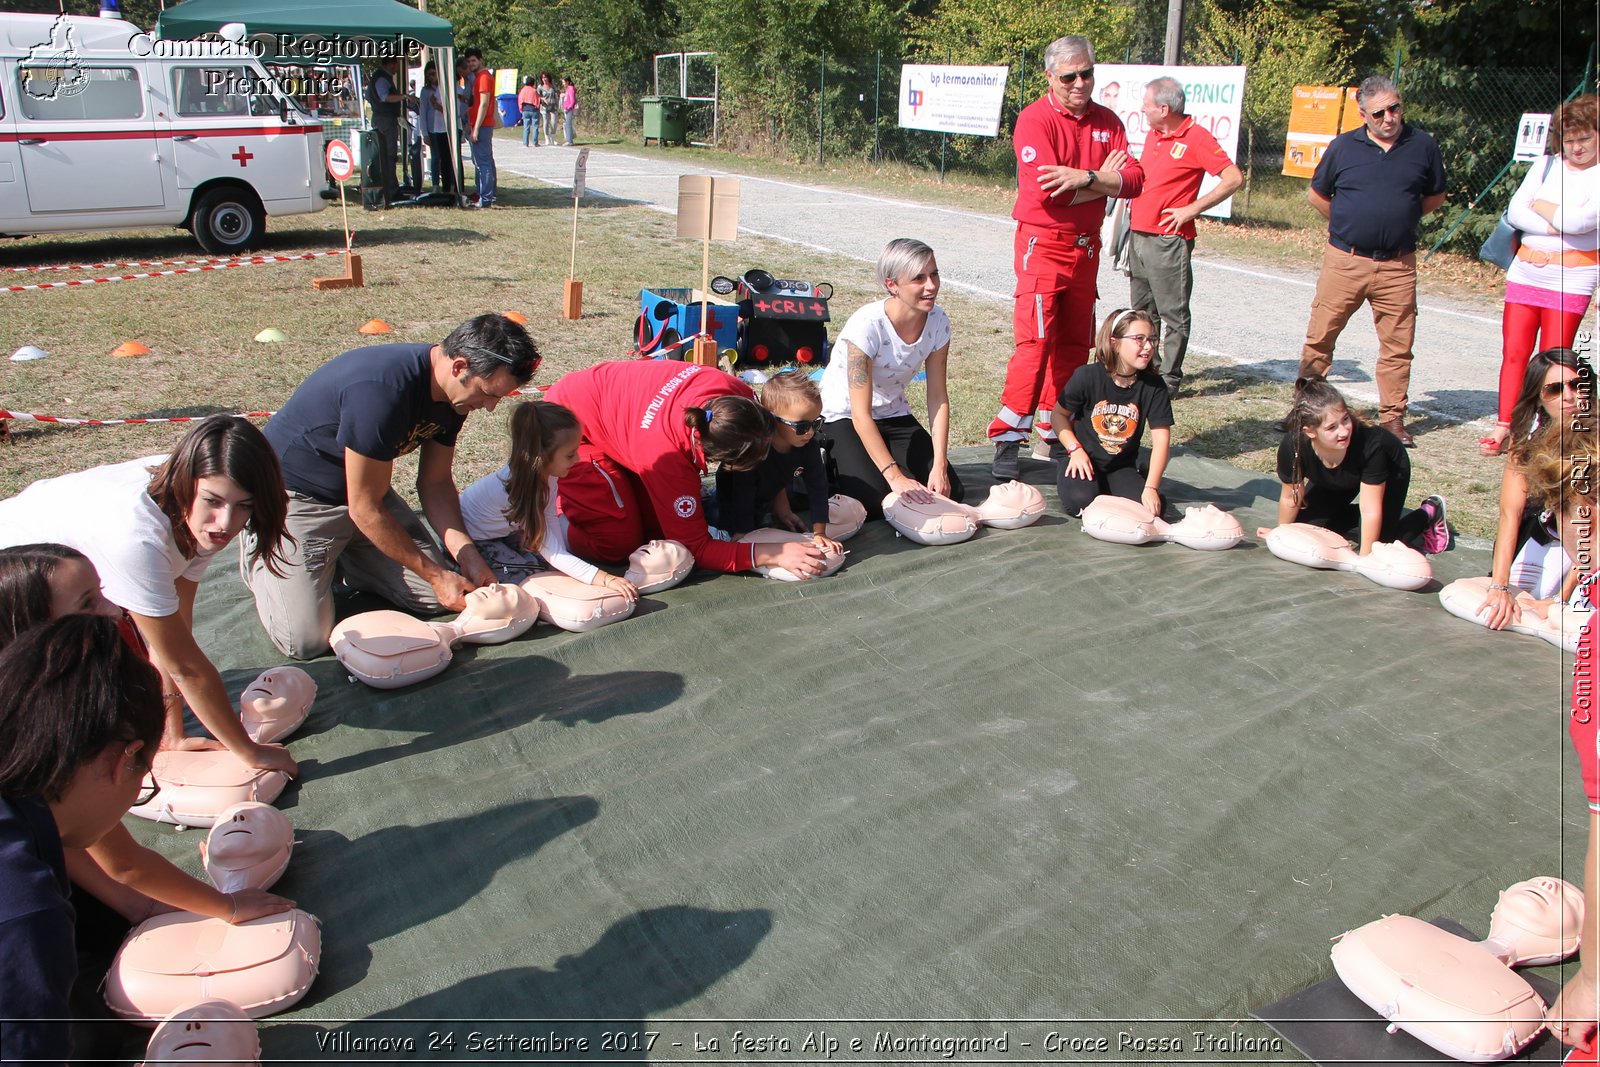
left=1051, top=308, right=1173, bottom=517
left=1276, top=377, right=1448, bottom=555
left=461, top=402, right=638, bottom=601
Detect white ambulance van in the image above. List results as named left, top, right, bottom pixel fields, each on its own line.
left=0, top=13, right=326, bottom=253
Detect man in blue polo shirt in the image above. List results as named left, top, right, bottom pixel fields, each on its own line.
left=1298, top=75, right=1446, bottom=447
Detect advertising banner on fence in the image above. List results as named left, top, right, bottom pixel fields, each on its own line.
left=1283, top=86, right=1361, bottom=178
left=897, top=64, right=1011, bottom=137
left=1093, top=64, right=1247, bottom=219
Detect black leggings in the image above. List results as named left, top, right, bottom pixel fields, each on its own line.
left=1056, top=460, right=1165, bottom=518
left=822, top=415, right=964, bottom=520
left=1297, top=479, right=1429, bottom=547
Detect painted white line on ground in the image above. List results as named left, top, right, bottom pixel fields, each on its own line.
left=1193, top=258, right=1502, bottom=325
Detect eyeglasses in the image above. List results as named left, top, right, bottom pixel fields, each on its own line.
left=1118, top=333, right=1157, bottom=347
left=1365, top=103, right=1402, bottom=119
left=775, top=415, right=824, bottom=434
left=1052, top=67, right=1095, bottom=84
left=133, top=776, right=161, bottom=807
left=1542, top=378, right=1586, bottom=399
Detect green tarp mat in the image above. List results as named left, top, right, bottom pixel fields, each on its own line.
left=112, top=447, right=1583, bottom=1063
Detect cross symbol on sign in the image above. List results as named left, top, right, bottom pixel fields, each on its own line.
left=754, top=300, right=770, bottom=313
left=809, top=302, right=825, bottom=315
left=231, top=146, right=254, bottom=167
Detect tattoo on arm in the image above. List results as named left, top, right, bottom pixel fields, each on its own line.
left=847, top=346, right=871, bottom=391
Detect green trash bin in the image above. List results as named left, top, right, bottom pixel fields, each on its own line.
left=641, top=96, right=688, bottom=146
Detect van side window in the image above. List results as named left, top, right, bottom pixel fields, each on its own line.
left=18, top=66, right=143, bottom=120
left=172, top=66, right=249, bottom=118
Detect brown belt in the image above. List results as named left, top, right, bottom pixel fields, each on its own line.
left=1516, top=245, right=1600, bottom=268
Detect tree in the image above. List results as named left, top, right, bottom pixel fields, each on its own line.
left=1186, top=0, right=1354, bottom=137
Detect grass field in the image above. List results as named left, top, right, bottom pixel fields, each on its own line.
left=0, top=138, right=1533, bottom=538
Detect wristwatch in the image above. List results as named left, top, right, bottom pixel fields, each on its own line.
left=1083, top=170, right=1099, bottom=190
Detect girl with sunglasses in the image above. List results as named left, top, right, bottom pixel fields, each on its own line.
left=1479, top=348, right=1597, bottom=629
left=820, top=237, right=964, bottom=518
left=461, top=401, right=638, bottom=601
left=714, top=371, right=843, bottom=556
left=1050, top=308, right=1173, bottom=517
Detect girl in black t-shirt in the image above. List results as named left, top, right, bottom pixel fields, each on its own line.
left=1275, top=377, right=1449, bottom=554
left=1051, top=309, right=1174, bottom=517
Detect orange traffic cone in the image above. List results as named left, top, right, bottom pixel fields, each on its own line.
left=503, top=311, right=528, bottom=325
left=110, top=341, right=150, bottom=358
left=358, top=319, right=392, bottom=335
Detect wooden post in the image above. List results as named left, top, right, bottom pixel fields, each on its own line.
left=313, top=181, right=364, bottom=289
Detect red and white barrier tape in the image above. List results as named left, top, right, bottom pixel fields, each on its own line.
left=3, top=251, right=346, bottom=294
left=0, top=409, right=276, bottom=428
left=6, top=253, right=308, bottom=275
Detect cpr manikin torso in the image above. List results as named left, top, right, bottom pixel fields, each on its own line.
left=1330, top=876, right=1582, bottom=1062
left=128, top=752, right=289, bottom=829
left=882, top=481, right=1046, bottom=546
left=1439, top=575, right=1590, bottom=654
left=1263, top=523, right=1434, bottom=590
left=1079, top=497, right=1244, bottom=550
left=330, top=582, right=540, bottom=688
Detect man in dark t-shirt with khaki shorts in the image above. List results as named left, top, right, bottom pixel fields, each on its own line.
left=242, top=314, right=538, bottom=659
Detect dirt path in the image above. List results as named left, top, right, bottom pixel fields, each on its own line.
left=501, top=140, right=1512, bottom=425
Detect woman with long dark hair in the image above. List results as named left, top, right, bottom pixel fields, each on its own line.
left=0, top=416, right=296, bottom=775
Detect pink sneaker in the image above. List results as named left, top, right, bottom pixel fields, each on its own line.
left=1420, top=495, right=1451, bottom=554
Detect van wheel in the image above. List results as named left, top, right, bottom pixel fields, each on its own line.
left=191, top=188, right=265, bottom=254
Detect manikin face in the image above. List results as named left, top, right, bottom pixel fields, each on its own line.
left=887, top=256, right=940, bottom=314
left=187, top=475, right=255, bottom=556
left=545, top=429, right=583, bottom=479
left=46, top=556, right=118, bottom=619
left=1360, top=90, right=1404, bottom=145
left=1304, top=406, right=1354, bottom=452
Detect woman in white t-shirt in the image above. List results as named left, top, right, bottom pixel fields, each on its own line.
left=1482, top=94, right=1599, bottom=457
left=0, top=416, right=296, bottom=776
left=819, top=238, right=964, bottom=518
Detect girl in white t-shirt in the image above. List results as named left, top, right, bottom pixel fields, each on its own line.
left=0, top=416, right=295, bottom=776
left=819, top=237, right=963, bottom=518
left=461, top=401, right=638, bottom=600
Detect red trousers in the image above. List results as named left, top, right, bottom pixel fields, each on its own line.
left=1497, top=301, right=1586, bottom=422
left=553, top=444, right=654, bottom=563
left=988, top=224, right=1099, bottom=442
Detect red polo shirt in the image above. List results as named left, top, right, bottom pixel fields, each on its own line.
left=469, top=68, right=497, bottom=129
left=1129, top=116, right=1234, bottom=239
left=1012, top=95, right=1142, bottom=233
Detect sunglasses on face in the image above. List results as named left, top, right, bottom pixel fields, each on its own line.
left=1365, top=103, right=1402, bottom=119
left=1052, top=67, right=1094, bottom=84
left=775, top=415, right=824, bottom=434
left=1542, top=378, right=1586, bottom=399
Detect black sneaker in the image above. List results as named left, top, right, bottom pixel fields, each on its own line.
left=992, top=441, right=1021, bottom=480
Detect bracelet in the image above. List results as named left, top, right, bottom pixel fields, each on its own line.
left=878, top=461, right=895, bottom=475
left=1487, top=582, right=1515, bottom=593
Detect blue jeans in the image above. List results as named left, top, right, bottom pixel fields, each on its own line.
left=521, top=105, right=538, bottom=146
left=563, top=108, right=575, bottom=145
left=469, top=130, right=496, bottom=205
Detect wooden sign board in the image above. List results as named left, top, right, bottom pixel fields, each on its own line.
left=677, top=175, right=740, bottom=240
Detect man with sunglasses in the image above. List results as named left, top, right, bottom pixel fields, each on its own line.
left=1299, top=75, right=1446, bottom=448
left=989, top=35, right=1144, bottom=481
left=243, top=314, right=540, bottom=659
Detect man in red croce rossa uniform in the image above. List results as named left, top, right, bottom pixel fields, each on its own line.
left=988, top=34, right=1144, bottom=480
